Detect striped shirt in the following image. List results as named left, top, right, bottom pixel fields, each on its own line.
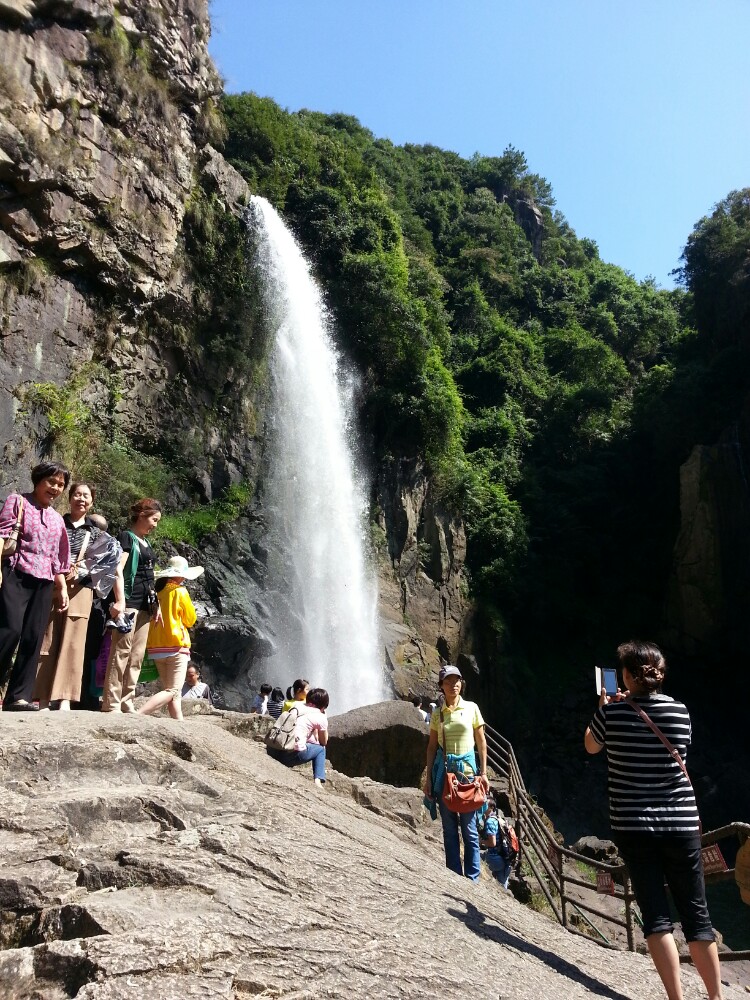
left=65, top=515, right=101, bottom=588
left=0, top=492, right=70, bottom=581
left=589, top=694, right=699, bottom=833
left=429, top=697, right=485, bottom=755
left=65, top=514, right=100, bottom=562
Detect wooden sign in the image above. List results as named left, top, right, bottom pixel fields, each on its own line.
left=547, top=841, right=561, bottom=871
left=701, top=843, right=728, bottom=876
left=596, top=871, right=615, bottom=895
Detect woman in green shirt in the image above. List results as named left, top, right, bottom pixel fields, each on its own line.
left=423, top=665, right=489, bottom=880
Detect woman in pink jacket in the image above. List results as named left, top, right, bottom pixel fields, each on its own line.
left=0, top=462, right=71, bottom=711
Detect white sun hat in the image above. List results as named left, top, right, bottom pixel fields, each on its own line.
left=154, top=555, right=204, bottom=581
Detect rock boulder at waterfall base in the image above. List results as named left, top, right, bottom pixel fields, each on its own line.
left=326, top=700, right=429, bottom=788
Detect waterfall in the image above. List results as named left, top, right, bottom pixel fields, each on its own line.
left=246, top=196, right=384, bottom=713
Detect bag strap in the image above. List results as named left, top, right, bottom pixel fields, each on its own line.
left=74, top=527, right=92, bottom=567
left=14, top=497, right=24, bottom=531
left=625, top=698, right=691, bottom=785
left=625, top=698, right=706, bottom=839
left=123, top=530, right=141, bottom=598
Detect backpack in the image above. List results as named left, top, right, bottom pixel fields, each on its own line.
left=264, top=705, right=302, bottom=752
left=506, top=824, right=519, bottom=863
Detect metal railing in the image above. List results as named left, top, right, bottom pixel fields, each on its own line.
left=484, top=723, right=749, bottom=960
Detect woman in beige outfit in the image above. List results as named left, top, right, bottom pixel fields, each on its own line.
left=35, top=483, right=123, bottom=709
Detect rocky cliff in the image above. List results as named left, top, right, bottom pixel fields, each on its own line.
left=665, top=408, right=750, bottom=665
left=0, top=0, right=265, bottom=504
left=3, top=710, right=739, bottom=1000
left=375, top=458, right=468, bottom=701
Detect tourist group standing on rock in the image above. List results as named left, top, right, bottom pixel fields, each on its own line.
left=0, top=461, right=203, bottom=717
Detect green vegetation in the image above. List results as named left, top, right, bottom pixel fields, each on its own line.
left=21, top=363, right=111, bottom=470
left=87, top=442, right=172, bottom=526
left=223, top=93, right=736, bottom=668
left=183, top=183, right=267, bottom=388
left=157, top=483, right=253, bottom=546
left=20, top=366, right=174, bottom=525
left=89, top=21, right=179, bottom=128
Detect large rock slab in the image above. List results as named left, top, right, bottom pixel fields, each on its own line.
left=0, top=712, right=742, bottom=1000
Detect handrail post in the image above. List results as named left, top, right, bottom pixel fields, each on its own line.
left=559, top=849, right=567, bottom=929
left=514, top=776, right=522, bottom=874
left=624, top=873, right=635, bottom=952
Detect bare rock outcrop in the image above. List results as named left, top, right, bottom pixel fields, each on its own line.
left=1, top=711, right=738, bottom=1000
left=327, top=700, right=429, bottom=787
left=376, top=459, right=468, bottom=699
left=665, top=418, right=750, bottom=660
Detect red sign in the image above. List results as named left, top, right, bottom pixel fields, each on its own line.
left=701, top=844, right=728, bottom=876
left=596, top=871, right=615, bottom=895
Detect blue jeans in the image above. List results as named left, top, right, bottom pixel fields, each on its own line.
left=438, top=799, right=481, bottom=881
left=484, top=849, right=512, bottom=888
left=268, top=743, right=327, bottom=782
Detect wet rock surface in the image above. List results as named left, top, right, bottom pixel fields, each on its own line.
left=0, top=712, right=744, bottom=1000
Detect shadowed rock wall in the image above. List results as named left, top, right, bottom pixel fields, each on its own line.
left=665, top=414, right=750, bottom=663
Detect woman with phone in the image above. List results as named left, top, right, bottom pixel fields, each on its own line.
left=584, top=641, right=722, bottom=1000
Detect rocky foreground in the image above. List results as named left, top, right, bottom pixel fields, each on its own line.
left=0, top=712, right=744, bottom=1000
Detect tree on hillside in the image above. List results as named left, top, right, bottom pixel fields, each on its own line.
left=677, top=188, right=750, bottom=349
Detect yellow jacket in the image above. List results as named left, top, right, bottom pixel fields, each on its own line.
left=146, top=580, right=197, bottom=655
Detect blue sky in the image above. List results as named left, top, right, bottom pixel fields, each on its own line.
left=208, top=0, right=750, bottom=288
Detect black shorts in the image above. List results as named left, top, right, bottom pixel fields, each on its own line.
left=614, top=831, right=714, bottom=942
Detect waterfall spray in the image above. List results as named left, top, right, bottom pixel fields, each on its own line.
left=246, top=196, right=384, bottom=712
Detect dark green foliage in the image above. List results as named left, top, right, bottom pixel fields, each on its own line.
left=633, top=189, right=750, bottom=467
left=183, top=184, right=267, bottom=386
left=678, top=189, right=750, bottom=349
left=157, top=483, right=253, bottom=547
left=221, top=92, right=748, bottom=663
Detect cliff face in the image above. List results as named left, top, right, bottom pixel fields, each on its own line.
left=375, top=459, right=468, bottom=699
left=665, top=408, right=750, bottom=665
left=0, top=0, right=266, bottom=503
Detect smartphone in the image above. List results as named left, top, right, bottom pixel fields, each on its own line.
left=595, top=666, right=618, bottom=697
